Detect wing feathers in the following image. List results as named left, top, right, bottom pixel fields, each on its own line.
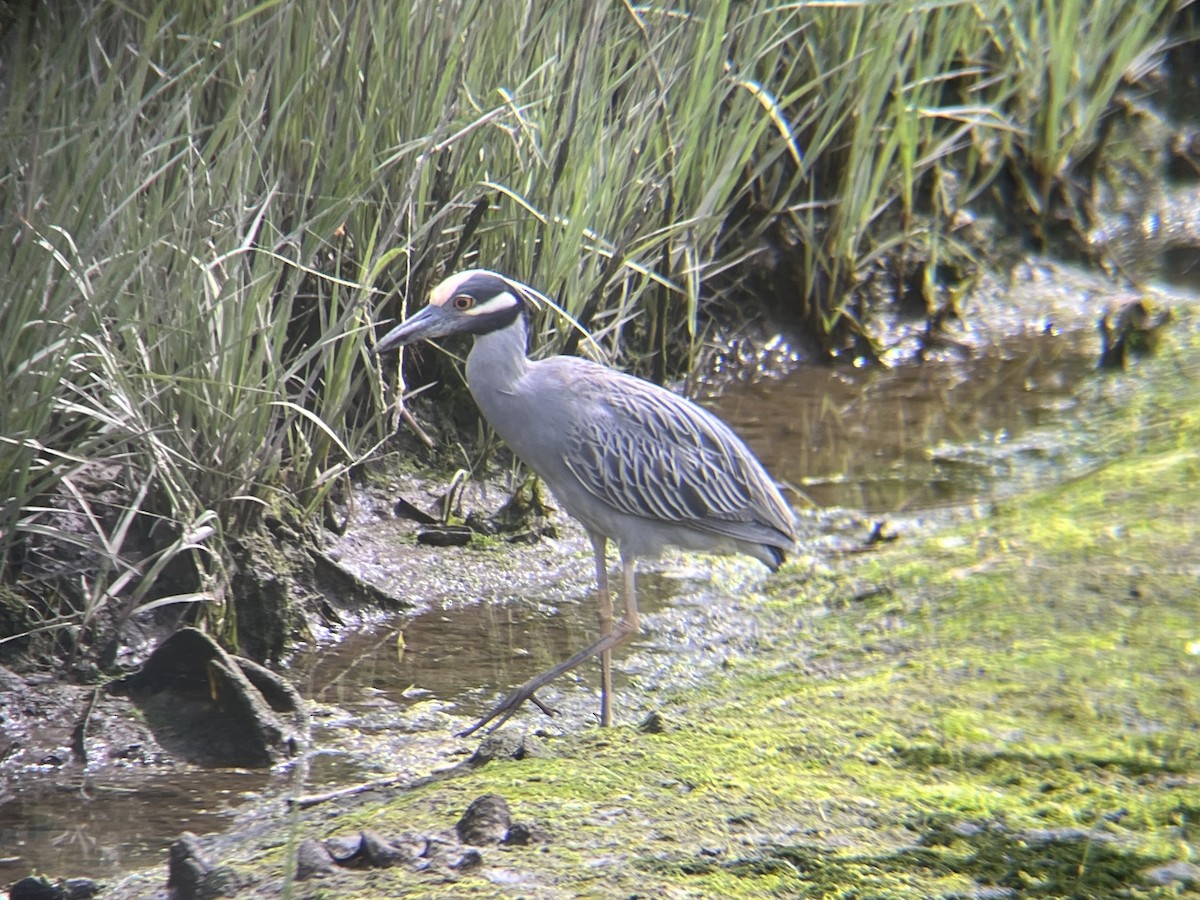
left=561, top=372, right=793, bottom=545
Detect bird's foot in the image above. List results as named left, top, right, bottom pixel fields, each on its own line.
left=456, top=618, right=637, bottom=738
left=456, top=686, right=559, bottom=738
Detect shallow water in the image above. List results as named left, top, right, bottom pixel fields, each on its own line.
left=0, top=317, right=1131, bottom=883
left=0, top=770, right=270, bottom=881
left=709, top=329, right=1098, bottom=512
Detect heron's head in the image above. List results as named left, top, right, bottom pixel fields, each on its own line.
left=373, top=269, right=532, bottom=353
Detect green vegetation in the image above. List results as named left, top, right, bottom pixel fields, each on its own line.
left=0, top=1, right=1187, bottom=656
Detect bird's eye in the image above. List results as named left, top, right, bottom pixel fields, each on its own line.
left=452, top=294, right=474, bottom=311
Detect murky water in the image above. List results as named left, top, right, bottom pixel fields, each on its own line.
left=295, top=567, right=697, bottom=720
left=0, top=771, right=271, bottom=881
left=0, top=317, right=1128, bottom=884
left=708, top=329, right=1099, bottom=512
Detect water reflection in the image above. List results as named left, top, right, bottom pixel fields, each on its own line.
left=0, top=770, right=269, bottom=880
left=294, top=571, right=680, bottom=719
left=708, top=330, right=1096, bottom=511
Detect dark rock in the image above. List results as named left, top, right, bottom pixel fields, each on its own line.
left=450, top=848, right=484, bottom=873
left=109, top=628, right=307, bottom=767
left=503, top=821, right=550, bottom=846
left=63, top=879, right=100, bottom=900
left=324, top=834, right=365, bottom=866
left=359, top=830, right=417, bottom=867
left=416, top=525, right=473, bottom=547
left=456, top=793, right=512, bottom=845
left=294, top=837, right=335, bottom=880
left=638, top=710, right=667, bottom=733
left=167, top=831, right=239, bottom=899
left=168, top=833, right=211, bottom=895
left=323, top=830, right=420, bottom=870
left=9, top=875, right=64, bottom=900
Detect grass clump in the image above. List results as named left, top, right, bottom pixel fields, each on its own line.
left=0, top=1, right=1188, bottom=661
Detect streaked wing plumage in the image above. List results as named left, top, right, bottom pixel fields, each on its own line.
left=562, top=372, right=793, bottom=544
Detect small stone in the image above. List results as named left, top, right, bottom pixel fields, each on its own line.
left=468, top=732, right=524, bottom=765
left=457, top=794, right=513, bottom=845
left=323, top=834, right=363, bottom=865
left=9, top=876, right=64, bottom=900
left=168, top=833, right=213, bottom=898
left=1144, top=861, right=1200, bottom=887
left=502, top=821, right=550, bottom=846
left=321, top=831, right=414, bottom=869
left=416, top=525, right=473, bottom=547
left=360, top=830, right=416, bottom=867
left=468, top=731, right=548, bottom=765
left=63, top=880, right=100, bottom=900
left=638, top=711, right=667, bottom=733
left=450, top=848, right=484, bottom=873
left=167, top=832, right=238, bottom=899
left=294, top=837, right=335, bottom=880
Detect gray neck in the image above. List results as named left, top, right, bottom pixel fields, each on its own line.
left=465, top=314, right=530, bottom=395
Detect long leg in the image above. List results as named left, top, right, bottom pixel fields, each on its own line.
left=591, top=532, right=613, bottom=727
left=458, top=553, right=640, bottom=738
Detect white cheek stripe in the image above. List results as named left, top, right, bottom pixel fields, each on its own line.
left=466, top=293, right=518, bottom=317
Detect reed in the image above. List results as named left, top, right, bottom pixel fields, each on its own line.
left=0, top=0, right=1179, bottom=651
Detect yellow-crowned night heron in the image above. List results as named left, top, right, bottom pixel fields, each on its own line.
left=374, top=269, right=796, bottom=735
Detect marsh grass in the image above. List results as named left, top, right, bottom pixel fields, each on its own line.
left=0, top=1, right=1181, bottom=655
